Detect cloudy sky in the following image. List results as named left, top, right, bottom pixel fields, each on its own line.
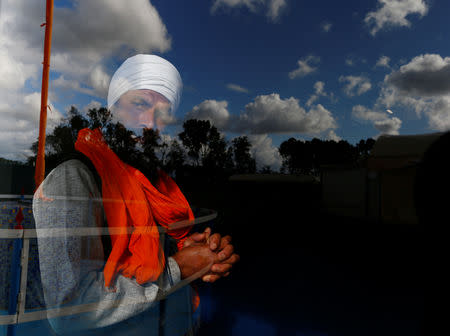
left=1, top=0, right=449, bottom=168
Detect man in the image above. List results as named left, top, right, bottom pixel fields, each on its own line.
left=33, top=54, right=239, bottom=335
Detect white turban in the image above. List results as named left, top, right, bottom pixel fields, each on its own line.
left=107, top=54, right=183, bottom=113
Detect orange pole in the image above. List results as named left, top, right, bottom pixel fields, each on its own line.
left=35, top=0, right=54, bottom=190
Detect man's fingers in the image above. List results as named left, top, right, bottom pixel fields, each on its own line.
left=183, top=227, right=213, bottom=248
left=190, top=232, right=207, bottom=242
left=218, top=244, right=234, bottom=261
left=218, top=235, right=232, bottom=250
left=182, top=232, right=206, bottom=248
left=202, top=269, right=232, bottom=282
left=182, top=240, right=191, bottom=248
left=220, top=253, right=240, bottom=265
left=204, top=227, right=211, bottom=240
left=202, top=274, right=221, bottom=283
left=211, top=263, right=232, bottom=273
left=209, top=233, right=221, bottom=251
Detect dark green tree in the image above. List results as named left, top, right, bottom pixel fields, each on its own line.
left=178, top=119, right=230, bottom=168
left=201, top=126, right=229, bottom=171
left=231, top=136, right=256, bottom=174
left=28, top=106, right=142, bottom=175
left=279, top=138, right=313, bottom=174
left=87, top=107, right=112, bottom=131
left=137, top=127, right=162, bottom=181
left=141, top=128, right=161, bottom=164
left=178, top=119, right=211, bottom=165
left=28, top=106, right=90, bottom=170
left=259, top=165, right=274, bottom=174
left=46, top=106, right=89, bottom=155
left=103, top=122, right=138, bottom=162
left=0, top=157, right=26, bottom=166
left=158, top=139, right=170, bottom=167
left=224, top=146, right=235, bottom=172
left=279, top=137, right=359, bottom=175
left=164, top=139, right=186, bottom=175
left=357, top=138, right=376, bottom=158
left=68, top=106, right=90, bottom=135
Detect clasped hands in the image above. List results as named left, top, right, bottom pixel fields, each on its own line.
left=172, top=227, right=240, bottom=283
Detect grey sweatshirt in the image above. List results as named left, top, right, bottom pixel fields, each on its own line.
left=32, top=159, right=184, bottom=334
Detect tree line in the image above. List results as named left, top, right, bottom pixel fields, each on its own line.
left=25, top=106, right=375, bottom=182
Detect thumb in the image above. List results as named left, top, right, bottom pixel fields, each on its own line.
left=183, top=232, right=207, bottom=248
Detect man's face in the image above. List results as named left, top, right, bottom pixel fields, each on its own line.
left=114, top=89, right=171, bottom=130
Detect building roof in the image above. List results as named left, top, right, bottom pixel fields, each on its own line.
left=367, top=132, right=445, bottom=170
left=371, top=132, right=444, bottom=158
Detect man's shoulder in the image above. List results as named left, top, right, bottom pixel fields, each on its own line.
left=51, top=159, right=94, bottom=183
left=50, top=151, right=101, bottom=184
left=38, top=159, right=100, bottom=198
left=56, top=158, right=90, bottom=171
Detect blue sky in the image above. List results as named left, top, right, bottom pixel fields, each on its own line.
left=1, top=0, right=450, bottom=167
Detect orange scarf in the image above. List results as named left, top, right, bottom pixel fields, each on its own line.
left=75, top=128, right=194, bottom=288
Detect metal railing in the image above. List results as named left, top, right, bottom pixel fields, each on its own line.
left=0, top=199, right=217, bottom=327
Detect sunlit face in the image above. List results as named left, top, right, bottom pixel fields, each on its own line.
left=113, top=89, right=171, bottom=130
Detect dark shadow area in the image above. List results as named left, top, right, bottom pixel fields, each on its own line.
left=186, top=178, right=424, bottom=336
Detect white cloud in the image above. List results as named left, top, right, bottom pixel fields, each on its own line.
left=313, top=81, right=325, bottom=95
left=52, top=75, right=95, bottom=96
left=83, top=100, right=103, bottom=113
left=289, top=55, right=320, bottom=79
left=2, top=0, right=171, bottom=91
left=352, top=105, right=402, bottom=137
left=375, top=55, right=391, bottom=68
left=326, top=130, right=342, bottom=142
left=339, top=75, right=372, bottom=96
left=426, top=96, right=450, bottom=131
left=377, top=86, right=426, bottom=113
left=352, top=105, right=387, bottom=121
left=186, top=100, right=231, bottom=129
left=0, top=47, right=38, bottom=90
left=385, top=54, right=450, bottom=96
left=364, top=0, right=429, bottom=36
left=266, top=0, right=287, bottom=22
left=248, top=134, right=282, bottom=169
left=211, top=0, right=264, bottom=14
left=155, top=105, right=177, bottom=128
left=374, top=117, right=402, bottom=135
left=0, top=7, right=62, bottom=160
left=187, top=94, right=338, bottom=135
left=89, top=65, right=111, bottom=97
left=22, top=92, right=62, bottom=128
left=0, top=0, right=171, bottom=160
left=377, top=54, right=450, bottom=131
left=4, top=0, right=171, bottom=80
left=159, top=134, right=174, bottom=145
left=211, top=0, right=287, bottom=22
left=321, top=21, right=333, bottom=32
left=235, top=93, right=337, bottom=134
left=306, top=81, right=327, bottom=107
left=0, top=92, right=62, bottom=161
left=52, top=0, right=171, bottom=55
left=226, top=83, right=250, bottom=93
